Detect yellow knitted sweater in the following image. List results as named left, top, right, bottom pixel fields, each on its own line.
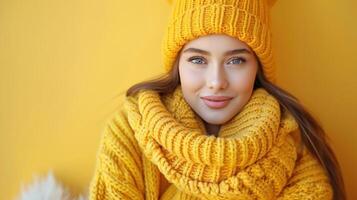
left=89, top=85, right=333, bottom=200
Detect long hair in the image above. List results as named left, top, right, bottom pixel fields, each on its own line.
left=125, top=54, right=346, bottom=200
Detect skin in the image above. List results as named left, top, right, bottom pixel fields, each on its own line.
left=178, top=34, right=259, bottom=136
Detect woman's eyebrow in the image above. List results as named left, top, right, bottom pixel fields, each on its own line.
left=182, top=48, right=252, bottom=56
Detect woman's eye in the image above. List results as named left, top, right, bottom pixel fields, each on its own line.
left=187, top=56, right=246, bottom=65
left=228, top=57, right=246, bottom=65
left=188, top=57, right=206, bottom=64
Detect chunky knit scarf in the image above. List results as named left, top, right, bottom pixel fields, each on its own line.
left=119, top=85, right=329, bottom=200
left=89, top=85, right=332, bottom=200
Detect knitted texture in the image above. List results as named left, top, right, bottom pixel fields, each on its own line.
left=89, top=86, right=333, bottom=199
left=162, top=0, right=277, bottom=83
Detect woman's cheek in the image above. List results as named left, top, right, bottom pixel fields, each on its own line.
left=227, top=70, right=255, bottom=91
left=180, top=67, right=204, bottom=87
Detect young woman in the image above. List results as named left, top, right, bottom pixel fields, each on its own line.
left=89, top=0, right=346, bottom=199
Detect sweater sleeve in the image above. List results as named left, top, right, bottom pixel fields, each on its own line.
left=89, top=108, right=145, bottom=200
left=277, top=146, right=333, bottom=200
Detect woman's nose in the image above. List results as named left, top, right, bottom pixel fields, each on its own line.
left=206, top=63, right=228, bottom=91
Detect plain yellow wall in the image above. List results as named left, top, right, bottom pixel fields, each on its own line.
left=0, top=0, right=355, bottom=199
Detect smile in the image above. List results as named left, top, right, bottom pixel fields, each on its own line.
left=200, top=96, right=233, bottom=109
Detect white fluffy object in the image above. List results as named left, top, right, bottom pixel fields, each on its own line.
left=16, top=171, right=87, bottom=200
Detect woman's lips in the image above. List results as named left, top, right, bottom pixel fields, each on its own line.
left=200, top=96, right=233, bottom=109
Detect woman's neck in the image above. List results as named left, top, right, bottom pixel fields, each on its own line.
left=204, top=122, right=221, bottom=137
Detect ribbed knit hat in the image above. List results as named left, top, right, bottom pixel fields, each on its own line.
left=161, top=0, right=278, bottom=83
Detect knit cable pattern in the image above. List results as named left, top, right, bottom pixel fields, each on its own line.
left=89, top=86, right=333, bottom=200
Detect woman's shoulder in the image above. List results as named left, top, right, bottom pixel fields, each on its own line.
left=107, top=93, right=139, bottom=122
left=290, top=128, right=325, bottom=167
left=97, top=101, right=141, bottom=156
left=100, top=97, right=137, bottom=141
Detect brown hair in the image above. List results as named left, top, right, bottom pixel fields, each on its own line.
left=125, top=56, right=346, bottom=199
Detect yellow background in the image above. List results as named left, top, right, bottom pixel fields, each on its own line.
left=0, top=0, right=356, bottom=199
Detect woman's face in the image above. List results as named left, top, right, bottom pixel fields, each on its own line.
left=178, top=34, right=259, bottom=125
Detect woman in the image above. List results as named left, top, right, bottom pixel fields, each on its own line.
left=89, top=0, right=346, bottom=199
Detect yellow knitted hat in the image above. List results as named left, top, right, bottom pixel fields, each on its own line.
left=161, top=0, right=278, bottom=83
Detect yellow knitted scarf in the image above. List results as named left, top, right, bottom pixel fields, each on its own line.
left=124, top=85, right=300, bottom=199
